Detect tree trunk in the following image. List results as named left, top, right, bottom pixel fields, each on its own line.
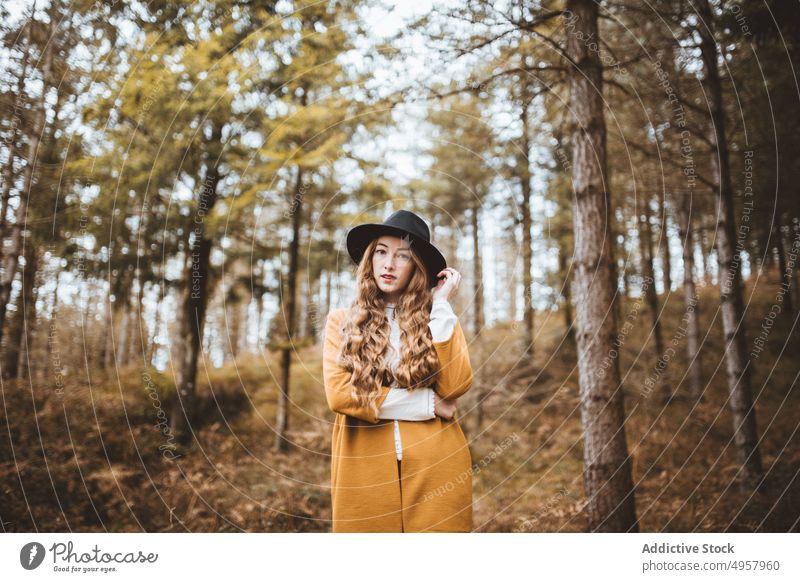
left=295, top=272, right=306, bottom=344
left=0, top=7, right=33, bottom=243
left=16, top=244, right=39, bottom=379
left=507, top=228, right=518, bottom=322
left=558, top=245, right=575, bottom=345
left=226, top=291, right=241, bottom=364
left=774, top=224, right=786, bottom=286
left=658, top=195, right=673, bottom=293
left=470, top=204, right=485, bottom=336
left=256, top=290, right=265, bottom=346
left=305, top=281, right=317, bottom=340
left=696, top=0, right=763, bottom=490
left=699, top=216, right=712, bottom=285
left=617, top=226, right=630, bottom=299
left=775, top=224, right=795, bottom=312
left=785, top=220, right=799, bottom=312
left=148, top=290, right=161, bottom=367
left=0, top=9, right=54, bottom=338
left=275, top=166, right=304, bottom=453
left=638, top=197, right=669, bottom=402
left=519, top=96, right=535, bottom=358
left=621, top=259, right=630, bottom=298
left=170, top=130, right=221, bottom=444
left=609, top=220, right=623, bottom=325
left=300, top=269, right=315, bottom=340
left=171, top=238, right=213, bottom=442
left=677, top=205, right=703, bottom=401
left=566, top=0, right=638, bottom=532
left=202, top=304, right=215, bottom=365
left=103, top=296, right=117, bottom=370
left=117, top=301, right=131, bottom=367
left=324, top=268, right=333, bottom=316
left=132, top=269, right=147, bottom=367
left=47, top=271, right=60, bottom=365
left=238, top=294, right=250, bottom=357
left=3, top=287, right=23, bottom=379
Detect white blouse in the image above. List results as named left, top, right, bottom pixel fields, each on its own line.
left=377, top=298, right=458, bottom=461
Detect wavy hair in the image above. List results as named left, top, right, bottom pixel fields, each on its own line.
left=336, top=237, right=441, bottom=418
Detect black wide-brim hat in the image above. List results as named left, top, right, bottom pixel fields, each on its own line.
left=346, top=209, right=447, bottom=288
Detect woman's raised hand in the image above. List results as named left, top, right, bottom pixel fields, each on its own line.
left=434, top=392, right=458, bottom=420
left=432, top=267, right=461, bottom=303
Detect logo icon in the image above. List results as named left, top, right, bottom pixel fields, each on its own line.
left=20, top=542, right=46, bottom=570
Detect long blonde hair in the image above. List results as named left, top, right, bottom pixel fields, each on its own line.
left=336, top=237, right=441, bottom=417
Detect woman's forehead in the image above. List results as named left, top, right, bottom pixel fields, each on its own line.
left=376, top=234, right=412, bottom=249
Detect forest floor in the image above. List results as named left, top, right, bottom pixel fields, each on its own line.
left=2, top=279, right=798, bottom=532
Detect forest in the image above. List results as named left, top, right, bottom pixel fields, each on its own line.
left=1, top=0, right=798, bottom=532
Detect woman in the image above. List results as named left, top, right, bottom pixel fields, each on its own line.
left=322, top=209, right=474, bottom=532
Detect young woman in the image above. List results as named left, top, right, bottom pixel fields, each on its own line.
left=322, top=209, right=474, bottom=532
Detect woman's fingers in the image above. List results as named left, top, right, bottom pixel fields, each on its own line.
left=437, top=268, right=460, bottom=288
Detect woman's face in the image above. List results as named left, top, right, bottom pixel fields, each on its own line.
left=372, top=235, right=415, bottom=302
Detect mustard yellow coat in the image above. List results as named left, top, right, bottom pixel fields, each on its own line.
left=322, top=307, right=474, bottom=532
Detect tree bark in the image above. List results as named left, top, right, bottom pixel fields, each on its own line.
left=774, top=224, right=787, bottom=286
left=696, top=0, right=763, bottom=489
left=658, top=195, right=673, bottom=293
left=148, top=290, right=161, bottom=367
left=0, top=6, right=34, bottom=243
left=1, top=260, right=32, bottom=378
left=275, top=166, right=304, bottom=452
left=131, top=255, right=147, bottom=368
left=794, top=218, right=800, bottom=304
left=117, top=301, right=131, bottom=367
left=226, top=289, right=241, bottom=364
left=470, top=204, right=485, bottom=336
left=103, top=295, right=117, bottom=370
left=304, top=277, right=317, bottom=341
left=785, top=220, right=799, bottom=312
left=519, top=96, right=535, bottom=357
left=565, top=0, right=638, bottom=531
left=775, top=223, right=795, bottom=312
left=3, top=285, right=24, bottom=379
left=47, top=270, right=60, bottom=374
left=507, top=228, right=518, bottom=322
left=256, top=288, right=265, bottom=346
left=677, top=205, right=703, bottom=401
left=620, top=229, right=631, bottom=299
left=698, top=217, right=712, bottom=285
left=170, top=126, right=222, bottom=444
left=16, top=245, right=39, bottom=379
left=638, top=197, right=669, bottom=402
left=171, top=238, right=213, bottom=442
left=609, top=220, right=622, bottom=325
left=238, top=293, right=250, bottom=357
left=558, top=244, right=575, bottom=345
left=0, top=6, right=55, bottom=338
left=324, top=267, right=332, bottom=316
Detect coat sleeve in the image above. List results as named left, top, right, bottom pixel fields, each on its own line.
left=432, top=318, right=474, bottom=400
left=378, top=387, right=436, bottom=420
left=322, top=308, right=391, bottom=424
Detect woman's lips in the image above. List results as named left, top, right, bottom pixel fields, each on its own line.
left=381, top=275, right=396, bottom=281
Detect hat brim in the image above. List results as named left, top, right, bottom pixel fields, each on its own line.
left=346, top=223, right=447, bottom=289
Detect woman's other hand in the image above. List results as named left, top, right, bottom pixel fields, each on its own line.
left=432, top=267, right=461, bottom=303
left=434, top=392, right=458, bottom=420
